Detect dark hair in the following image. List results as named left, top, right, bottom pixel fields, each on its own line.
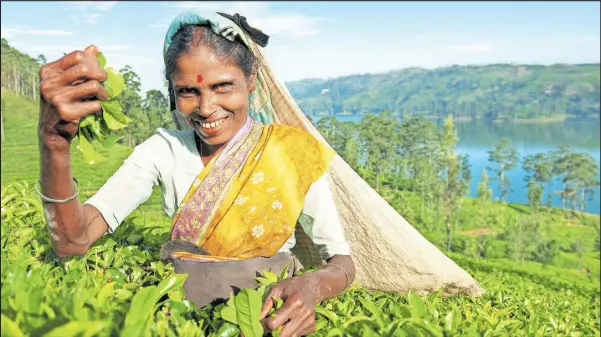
left=165, top=25, right=256, bottom=111
left=165, top=25, right=256, bottom=81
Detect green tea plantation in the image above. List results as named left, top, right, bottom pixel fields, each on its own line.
left=1, top=88, right=600, bottom=336
left=1, top=181, right=600, bottom=336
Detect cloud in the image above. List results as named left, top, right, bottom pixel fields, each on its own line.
left=62, top=1, right=118, bottom=24
left=149, top=23, right=169, bottom=31
left=61, top=1, right=118, bottom=12
left=102, top=53, right=157, bottom=64
left=81, top=13, right=102, bottom=24
left=1, top=27, right=73, bottom=38
left=155, top=1, right=323, bottom=39
left=447, top=42, right=494, bottom=53
left=25, top=44, right=131, bottom=54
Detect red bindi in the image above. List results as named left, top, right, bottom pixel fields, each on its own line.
left=196, top=74, right=203, bottom=83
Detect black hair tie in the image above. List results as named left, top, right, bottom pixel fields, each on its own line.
left=216, top=12, right=270, bottom=47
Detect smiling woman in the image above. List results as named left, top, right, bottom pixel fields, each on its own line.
left=36, top=9, right=483, bottom=337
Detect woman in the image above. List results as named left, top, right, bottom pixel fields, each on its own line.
left=37, top=10, right=355, bottom=337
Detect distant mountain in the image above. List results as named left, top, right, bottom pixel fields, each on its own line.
left=285, top=64, right=600, bottom=120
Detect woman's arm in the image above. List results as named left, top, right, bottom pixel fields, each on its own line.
left=260, top=173, right=355, bottom=337
left=40, top=142, right=110, bottom=258
left=37, top=46, right=113, bottom=257
left=38, top=46, right=162, bottom=259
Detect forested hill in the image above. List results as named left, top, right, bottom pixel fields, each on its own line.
left=285, top=64, right=601, bottom=120
left=1, top=38, right=46, bottom=102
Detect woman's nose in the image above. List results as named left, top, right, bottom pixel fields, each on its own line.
left=196, top=93, right=217, bottom=118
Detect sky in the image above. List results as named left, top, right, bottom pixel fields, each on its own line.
left=1, top=1, right=599, bottom=95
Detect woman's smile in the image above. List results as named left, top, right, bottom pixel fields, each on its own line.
left=191, top=115, right=230, bottom=136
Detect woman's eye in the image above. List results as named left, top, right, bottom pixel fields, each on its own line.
left=214, top=83, right=233, bottom=92
left=177, top=88, right=197, bottom=97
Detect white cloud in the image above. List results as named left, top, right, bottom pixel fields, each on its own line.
left=102, top=53, right=157, bottom=64
left=62, top=1, right=118, bottom=24
left=447, top=42, right=494, bottom=53
left=81, top=13, right=102, bottom=24
left=155, top=1, right=323, bottom=39
left=149, top=23, right=169, bottom=31
left=61, top=1, right=118, bottom=12
left=26, top=44, right=131, bottom=54
left=1, top=27, right=73, bottom=38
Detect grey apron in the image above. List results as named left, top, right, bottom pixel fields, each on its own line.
left=160, top=240, right=304, bottom=308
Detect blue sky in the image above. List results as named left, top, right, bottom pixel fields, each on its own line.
left=2, top=1, right=599, bottom=95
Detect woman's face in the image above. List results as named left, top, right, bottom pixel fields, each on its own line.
left=171, top=47, right=255, bottom=146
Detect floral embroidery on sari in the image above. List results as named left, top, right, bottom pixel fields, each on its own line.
left=169, top=123, right=335, bottom=261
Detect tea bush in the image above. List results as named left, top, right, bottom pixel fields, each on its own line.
left=2, top=182, right=600, bottom=336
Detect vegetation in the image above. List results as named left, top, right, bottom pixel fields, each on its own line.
left=286, top=63, right=600, bottom=120
left=1, top=39, right=600, bottom=336
left=2, top=182, right=599, bottom=337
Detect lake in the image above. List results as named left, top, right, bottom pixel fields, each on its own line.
left=314, top=115, right=601, bottom=215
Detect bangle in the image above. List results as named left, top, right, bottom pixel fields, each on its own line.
left=327, top=263, right=350, bottom=290
left=35, top=177, right=80, bottom=204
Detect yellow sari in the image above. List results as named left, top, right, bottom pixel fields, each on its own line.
left=169, top=118, right=334, bottom=261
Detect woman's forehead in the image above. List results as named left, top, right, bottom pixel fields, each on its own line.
left=173, top=56, right=244, bottom=83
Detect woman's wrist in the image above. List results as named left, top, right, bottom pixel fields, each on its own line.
left=298, top=257, right=354, bottom=304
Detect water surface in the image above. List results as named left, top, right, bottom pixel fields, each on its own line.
left=316, top=115, right=601, bottom=214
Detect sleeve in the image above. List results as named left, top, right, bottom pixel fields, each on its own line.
left=300, top=172, right=351, bottom=260
left=83, top=134, right=164, bottom=234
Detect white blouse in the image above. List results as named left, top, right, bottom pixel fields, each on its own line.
left=84, top=127, right=351, bottom=260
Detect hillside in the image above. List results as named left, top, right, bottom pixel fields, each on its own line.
left=286, top=64, right=601, bottom=120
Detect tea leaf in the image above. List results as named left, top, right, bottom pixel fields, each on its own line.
left=234, top=289, right=263, bottom=337
left=408, top=291, right=427, bottom=319
left=1, top=314, right=24, bottom=337
left=97, top=52, right=106, bottom=69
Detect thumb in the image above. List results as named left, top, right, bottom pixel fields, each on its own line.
left=84, top=45, right=99, bottom=56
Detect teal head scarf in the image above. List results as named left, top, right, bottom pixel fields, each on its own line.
left=163, top=10, right=279, bottom=126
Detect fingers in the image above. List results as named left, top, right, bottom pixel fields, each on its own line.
left=70, top=80, right=109, bottom=102
left=55, top=100, right=103, bottom=121
left=43, top=80, right=107, bottom=119
left=260, top=287, right=282, bottom=320
left=60, top=61, right=107, bottom=86
left=84, top=44, right=99, bottom=56
left=273, top=308, right=315, bottom=337
left=265, top=301, right=295, bottom=331
left=40, top=50, right=85, bottom=79
left=40, top=45, right=104, bottom=83
left=278, top=317, right=304, bottom=337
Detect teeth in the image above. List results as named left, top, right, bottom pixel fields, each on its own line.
left=200, top=118, right=225, bottom=129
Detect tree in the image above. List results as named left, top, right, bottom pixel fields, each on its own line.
left=439, top=115, right=463, bottom=251
left=506, top=215, right=535, bottom=265
left=523, top=152, right=553, bottom=208
left=398, top=116, right=441, bottom=220
left=316, top=116, right=345, bottom=154
left=552, top=147, right=599, bottom=211
left=117, top=65, right=143, bottom=146
left=527, top=179, right=544, bottom=211
left=1, top=98, right=5, bottom=142
left=37, top=54, right=47, bottom=65
left=358, top=110, right=398, bottom=192
left=477, top=169, right=493, bottom=201
left=487, top=139, right=519, bottom=202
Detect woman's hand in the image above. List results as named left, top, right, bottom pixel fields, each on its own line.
left=38, top=45, right=108, bottom=150
left=260, top=274, right=318, bottom=337
left=259, top=255, right=355, bottom=337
